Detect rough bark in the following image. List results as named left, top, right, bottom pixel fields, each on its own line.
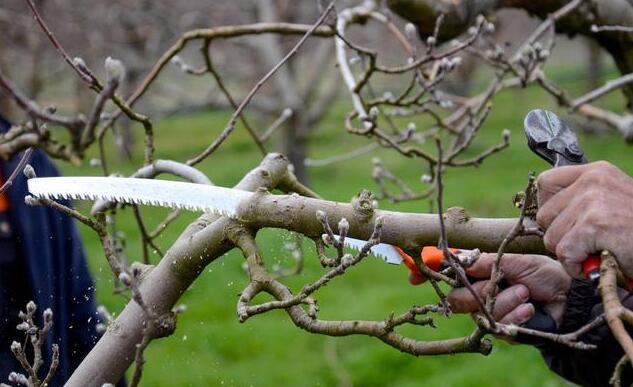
left=387, top=0, right=633, bottom=108
left=237, top=193, right=546, bottom=255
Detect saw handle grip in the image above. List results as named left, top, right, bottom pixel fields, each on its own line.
left=397, top=246, right=557, bottom=334
left=396, top=246, right=451, bottom=285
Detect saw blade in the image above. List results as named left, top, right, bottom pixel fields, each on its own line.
left=27, top=177, right=254, bottom=218
left=335, top=235, right=403, bottom=265
left=28, top=176, right=406, bottom=266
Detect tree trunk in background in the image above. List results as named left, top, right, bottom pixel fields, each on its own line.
left=444, top=54, right=477, bottom=96
left=73, top=76, right=93, bottom=114
left=256, top=0, right=309, bottom=183
left=27, top=51, right=43, bottom=99
left=116, top=69, right=142, bottom=160
left=586, top=39, right=603, bottom=91
left=26, top=0, right=47, bottom=101
left=0, top=41, right=12, bottom=118
left=0, top=96, right=11, bottom=119
left=281, top=112, right=308, bottom=183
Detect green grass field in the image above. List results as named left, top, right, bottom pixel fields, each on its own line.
left=59, top=67, right=633, bottom=386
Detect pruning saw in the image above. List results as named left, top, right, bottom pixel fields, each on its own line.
left=26, top=175, right=452, bottom=274
left=27, top=173, right=557, bottom=333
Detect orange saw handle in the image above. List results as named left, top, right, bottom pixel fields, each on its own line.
left=395, top=246, right=456, bottom=285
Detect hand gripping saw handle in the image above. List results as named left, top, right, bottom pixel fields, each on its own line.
left=397, top=246, right=557, bottom=335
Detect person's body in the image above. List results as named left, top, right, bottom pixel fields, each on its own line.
left=447, top=160, right=633, bottom=386
left=0, top=113, right=102, bottom=385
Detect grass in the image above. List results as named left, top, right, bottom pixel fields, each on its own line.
left=58, top=66, right=633, bottom=386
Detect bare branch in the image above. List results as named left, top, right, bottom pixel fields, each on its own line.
left=186, top=1, right=336, bottom=166
left=0, top=148, right=33, bottom=194
left=571, top=73, right=633, bottom=109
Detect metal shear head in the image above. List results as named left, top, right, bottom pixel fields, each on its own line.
left=523, top=109, right=587, bottom=167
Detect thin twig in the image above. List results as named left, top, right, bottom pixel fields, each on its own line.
left=0, top=148, right=33, bottom=194
left=571, top=73, right=633, bottom=109
left=435, top=139, right=495, bottom=325
left=201, top=39, right=267, bottom=154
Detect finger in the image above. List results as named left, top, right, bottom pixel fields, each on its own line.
left=536, top=180, right=583, bottom=229
left=466, top=253, right=539, bottom=282
left=541, top=204, right=578, bottom=253
left=463, top=253, right=495, bottom=278
left=537, top=164, right=594, bottom=206
left=446, top=281, right=489, bottom=313
left=556, top=223, right=595, bottom=278
left=447, top=282, right=530, bottom=317
left=499, top=303, right=535, bottom=325
left=491, top=284, right=530, bottom=320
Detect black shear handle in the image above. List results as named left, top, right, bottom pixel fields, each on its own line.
left=466, top=275, right=557, bottom=338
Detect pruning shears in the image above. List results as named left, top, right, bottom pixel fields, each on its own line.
left=523, top=109, right=601, bottom=282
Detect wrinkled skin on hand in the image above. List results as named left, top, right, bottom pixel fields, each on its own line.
left=536, top=161, right=633, bottom=279
left=446, top=253, right=571, bottom=327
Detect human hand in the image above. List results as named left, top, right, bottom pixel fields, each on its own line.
left=536, top=161, right=633, bottom=279
left=447, top=253, right=571, bottom=327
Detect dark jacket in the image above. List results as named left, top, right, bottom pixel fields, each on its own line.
left=0, top=115, right=101, bottom=385
left=541, top=280, right=633, bottom=386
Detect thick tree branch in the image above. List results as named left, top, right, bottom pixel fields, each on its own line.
left=235, top=189, right=546, bottom=255
left=66, top=154, right=293, bottom=386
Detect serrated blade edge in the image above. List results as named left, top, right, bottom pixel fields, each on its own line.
left=335, top=235, right=403, bottom=265
left=27, top=177, right=254, bottom=218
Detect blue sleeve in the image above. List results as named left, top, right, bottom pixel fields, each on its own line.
left=1, top=113, right=103, bottom=385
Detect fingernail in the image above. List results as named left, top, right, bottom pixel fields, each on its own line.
left=515, top=285, right=529, bottom=302
left=517, top=303, right=535, bottom=324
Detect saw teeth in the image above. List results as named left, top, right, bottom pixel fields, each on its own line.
left=27, top=176, right=251, bottom=217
